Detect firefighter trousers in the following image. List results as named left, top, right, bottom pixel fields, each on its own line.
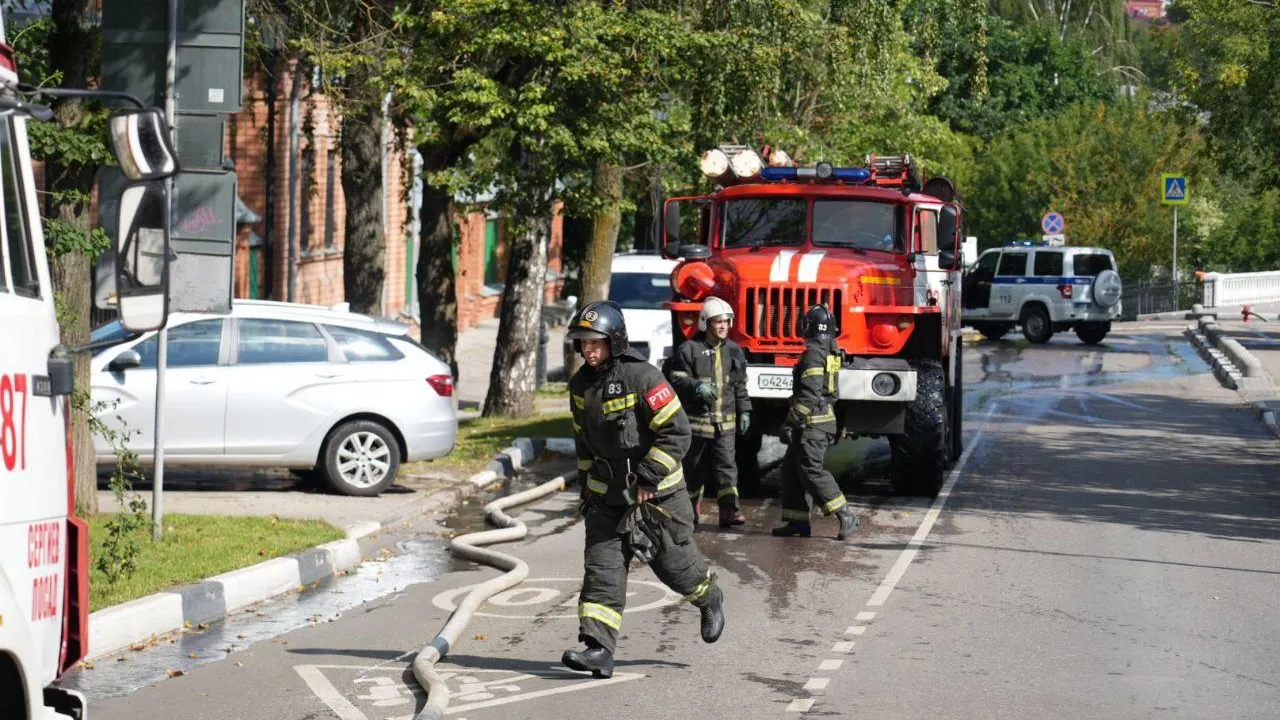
left=779, top=426, right=848, bottom=523
left=684, top=433, right=740, bottom=512
left=577, top=487, right=719, bottom=654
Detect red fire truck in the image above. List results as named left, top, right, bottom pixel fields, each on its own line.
left=660, top=146, right=964, bottom=496
left=0, top=19, right=178, bottom=718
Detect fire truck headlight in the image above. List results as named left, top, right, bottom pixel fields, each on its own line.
left=731, top=149, right=763, bottom=178
left=872, top=373, right=899, bottom=397
left=700, top=149, right=729, bottom=178
left=870, top=323, right=899, bottom=348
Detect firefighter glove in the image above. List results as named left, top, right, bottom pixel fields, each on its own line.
left=695, top=383, right=718, bottom=404
left=738, top=412, right=751, bottom=435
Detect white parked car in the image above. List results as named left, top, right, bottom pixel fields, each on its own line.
left=89, top=300, right=458, bottom=496
left=563, top=252, right=678, bottom=371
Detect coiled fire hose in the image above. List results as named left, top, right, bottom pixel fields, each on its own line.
left=411, top=474, right=567, bottom=720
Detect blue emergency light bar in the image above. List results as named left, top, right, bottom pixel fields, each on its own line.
left=761, top=165, right=872, bottom=182
left=1005, top=240, right=1049, bottom=247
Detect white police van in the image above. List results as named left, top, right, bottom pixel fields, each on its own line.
left=962, top=241, right=1123, bottom=344
left=0, top=14, right=178, bottom=716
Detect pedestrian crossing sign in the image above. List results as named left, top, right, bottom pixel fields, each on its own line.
left=1161, top=174, right=1188, bottom=205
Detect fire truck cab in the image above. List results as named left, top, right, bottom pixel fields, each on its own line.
left=661, top=147, right=964, bottom=496
left=0, top=18, right=177, bottom=718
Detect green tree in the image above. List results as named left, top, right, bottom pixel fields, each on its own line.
left=968, top=100, right=1211, bottom=280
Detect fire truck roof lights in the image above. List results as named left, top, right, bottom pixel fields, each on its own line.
left=760, top=165, right=872, bottom=183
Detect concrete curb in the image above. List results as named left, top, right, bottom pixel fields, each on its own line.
left=86, top=436, right=577, bottom=661
left=1254, top=401, right=1280, bottom=441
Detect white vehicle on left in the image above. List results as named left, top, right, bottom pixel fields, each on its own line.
left=89, top=300, right=458, bottom=496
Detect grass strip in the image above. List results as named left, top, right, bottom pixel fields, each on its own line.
left=88, top=513, right=345, bottom=612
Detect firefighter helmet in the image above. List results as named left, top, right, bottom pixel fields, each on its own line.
left=567, top=300, right=630, bottom=354
left=801, top=303, right=837, bottom=339
left=698, top=296, right=735, bottom=331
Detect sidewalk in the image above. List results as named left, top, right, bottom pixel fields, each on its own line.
left=1183, top=303, right=1280, bottom=439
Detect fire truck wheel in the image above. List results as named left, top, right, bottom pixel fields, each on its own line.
left=1075, top=322, right=1109, bottom=345
left=891, top=365, right=947, bottom=497
left=736, top=423, right=765, bottom=496
left=320, top=419, right=401, bottom=497
left=977, top=323, right=1013, bottom=341
left=1020, top=305, right=1053, bottom=344
left=949, top=342, right=964, bottom=462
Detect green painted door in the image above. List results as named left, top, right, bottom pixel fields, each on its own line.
left=483, top=218, right=499, bottom=284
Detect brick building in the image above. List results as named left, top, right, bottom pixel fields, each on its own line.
left=224, top=62, right=564, bottom=334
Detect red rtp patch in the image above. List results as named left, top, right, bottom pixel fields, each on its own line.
left=646, top=383, right=675, bottom=411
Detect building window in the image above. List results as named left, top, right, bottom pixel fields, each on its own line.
left=324, top=148, right=338, bottom=249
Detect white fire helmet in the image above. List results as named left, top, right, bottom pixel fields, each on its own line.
left=699, top=297, right=735, bottom=331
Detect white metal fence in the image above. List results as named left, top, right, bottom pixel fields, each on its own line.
left=1201, top=270, right=1280, bottom=307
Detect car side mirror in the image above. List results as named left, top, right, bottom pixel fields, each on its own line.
left=107, top=108, right=178, bottom=182
left=114, top=181, right=171, bottom=332
left=108, top=349, right=142, bottom=372
left=938, top=249, right=960, bottom=270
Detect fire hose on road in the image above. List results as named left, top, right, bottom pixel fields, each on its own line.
left=411, top=474, right=568, bottom=720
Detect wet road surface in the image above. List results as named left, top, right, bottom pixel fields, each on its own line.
left=65, top=324, right=1280, bottom=719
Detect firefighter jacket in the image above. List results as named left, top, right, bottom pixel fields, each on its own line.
left=786, top=336, right=840, bottom=431
left=570, top=348, right=691, bottom=506
left=665, top=334, right=751, bottom=438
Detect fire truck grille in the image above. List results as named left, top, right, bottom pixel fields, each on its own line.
left=744, top=286, right=843, bottom=343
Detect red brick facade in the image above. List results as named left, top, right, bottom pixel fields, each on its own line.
left=225, top=62, right=563, bottom=333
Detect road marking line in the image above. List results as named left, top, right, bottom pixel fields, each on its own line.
left=804, top=678, right=830, bottom=691
left=866, top=402, right=997, bottom=608
left=832, top=641, right=855, bottom=653
left=845, top=625, right=866, bottom=636
left=855, top=611, right=876, bottom=621
left=818, top=659, right=843, bottom=671
left=787, top=699, right=816, bottom=712
left=295, top=665, right=367, bottom=720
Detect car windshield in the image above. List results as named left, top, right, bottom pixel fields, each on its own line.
left=722, top=198, right=806, bottom=248
left=89, top=320, right=140, bottom=356
left=1073, top=253, right=1115, bottom=276
left=812, top=200, right=899, bottom=252
left=609, top=272, right=671, bottom=310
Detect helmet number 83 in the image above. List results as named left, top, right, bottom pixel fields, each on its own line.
left=0, top=372, right=29, bottom=472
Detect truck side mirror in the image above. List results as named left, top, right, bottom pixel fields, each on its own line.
left=114, top=181, right=171, bottom=332
left=661, top=201, right=683, bottom=259
left=938, top=205, right=959, bottom=258
left=107, top=108, right=178, bottom=182
left=938, top=249, right=960, bottom=270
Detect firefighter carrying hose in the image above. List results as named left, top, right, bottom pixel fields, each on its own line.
left=664, top=297, right=751, bottom=528
left=563, top=300, right=726, bottom=679
left=772, top=303, right=861, bottom=540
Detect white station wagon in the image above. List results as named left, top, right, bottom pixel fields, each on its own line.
left=89, top=300, right=458, bottom=496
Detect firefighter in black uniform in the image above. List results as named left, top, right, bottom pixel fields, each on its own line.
left=665, top=297, right=750, bottom=528
left=772, top=303, right=861, bottom=540
left=562, top=300, right=726, bottom=679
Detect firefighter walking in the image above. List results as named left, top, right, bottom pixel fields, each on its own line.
left=665, top=297, right=750, bottom=528
left=772, top=304, right=861, bottom=540
left=563, top=300, right=726, bottom=679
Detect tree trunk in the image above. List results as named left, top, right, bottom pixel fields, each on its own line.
left=482, top=218, right=549, bottom=418
left=568, top=161, right=623, bottom=377
left=340, top=106, right=386, bottom=315
left=48, top=0, right=99, bottom=515
left=582, top=161, right=623, bottom=306
left=416, top=176, right=459, bottom=381
left=340, top=5, right=386, bottom=316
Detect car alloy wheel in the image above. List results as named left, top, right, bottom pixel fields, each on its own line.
left=337, top=430, right=392, bottom=489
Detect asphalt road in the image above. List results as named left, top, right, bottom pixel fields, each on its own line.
left=67, top=324, right=1280, bottom=719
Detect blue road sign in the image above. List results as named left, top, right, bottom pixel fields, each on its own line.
left=1041, top=212, right=1065, bottom=234
left=1162, top=174, right=1188, bottom=205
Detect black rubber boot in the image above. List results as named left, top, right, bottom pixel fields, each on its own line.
left=699, top=580, right=725, bottom=643
left=771, top=521, right=811, bottom=537
left=718, top=507, right=746, bottom=528
left=836, top=506, right=859, bottom=541
left=562, top=642, right=614, bottom=679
